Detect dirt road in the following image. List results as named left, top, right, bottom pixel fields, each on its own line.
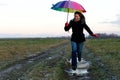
left=0, top=42, right=117, bottom=80
left=0, top=42, right=69, bottom=80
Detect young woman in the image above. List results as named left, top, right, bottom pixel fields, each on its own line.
left=64, top=11, right=98, bottom=70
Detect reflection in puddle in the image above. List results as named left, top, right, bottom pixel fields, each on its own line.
left=65, top=58, right=91, bottom=76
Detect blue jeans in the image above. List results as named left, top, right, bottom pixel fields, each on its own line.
left=71, top=41, right=84, bottom=70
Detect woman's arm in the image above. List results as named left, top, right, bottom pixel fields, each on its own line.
left=84, top=23, right=93, bottom=35
left=84, top=23, right=98, bottom=37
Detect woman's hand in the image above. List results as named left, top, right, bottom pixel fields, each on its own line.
left=91, top=34, right=99, bottom=37
left=65, top=22, right=68, bottom=27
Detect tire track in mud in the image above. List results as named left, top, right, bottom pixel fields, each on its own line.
left=0, top=42, right=69, bottom=80
left=82, top=47, right=118, bottom=80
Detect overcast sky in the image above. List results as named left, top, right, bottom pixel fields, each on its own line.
left=0, top=0, right=120, bottom=38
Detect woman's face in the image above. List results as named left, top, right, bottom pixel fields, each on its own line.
left=74, top=14, right=80, bottom=22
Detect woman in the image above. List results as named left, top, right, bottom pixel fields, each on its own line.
left=64, top=11, right=98, bottom=70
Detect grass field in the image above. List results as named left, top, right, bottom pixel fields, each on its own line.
left=0, top=38, right=120, bottom=79
left=0, top=38, right=68, bottom=71
left=85, top=38, right=120, bottom=79
left=26, top=38, right=120, bottom=80
left=0, top=38, right=67, bottom=60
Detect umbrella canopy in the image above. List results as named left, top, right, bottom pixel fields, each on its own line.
left=51, top=0, right=86, bottom=21
left=51, top=0, right=86, bottom=13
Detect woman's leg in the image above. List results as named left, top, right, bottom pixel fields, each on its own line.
left=77, top=42, right=84, bottom=62
left=71, top=41, right=77, bottom=70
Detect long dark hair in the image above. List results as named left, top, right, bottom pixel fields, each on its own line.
left=74, top=11, right=85, bottom=24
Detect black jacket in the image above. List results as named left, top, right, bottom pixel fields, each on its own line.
left=64, top=19, right=93, bottom=43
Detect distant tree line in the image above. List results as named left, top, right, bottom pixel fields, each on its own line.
left=87, top=33, right=120, bottom=38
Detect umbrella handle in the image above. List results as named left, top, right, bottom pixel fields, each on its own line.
left=67, top=9, right=69, bottom=22
left=67, top=0, right=70, bottom=22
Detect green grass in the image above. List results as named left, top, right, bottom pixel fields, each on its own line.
left=85, top=38, right=120, bottom=79
left=0, top=38, right=68, bottom=70
left=25, top=58, right=67, bottom=80
left=0, top=38, right=67, bottom=60
left=1, top=38, right=119, bottom=79
left=28, top=38, right=120, bottom=80
left=23, top=40, right=71, bottom=80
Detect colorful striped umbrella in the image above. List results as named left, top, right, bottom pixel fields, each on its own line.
left=51, top=0, right=86, bottom=21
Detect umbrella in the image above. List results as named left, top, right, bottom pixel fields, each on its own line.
left=51, top=0, right=86, bottom=22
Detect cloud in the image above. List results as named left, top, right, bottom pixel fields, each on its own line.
left=101, top=14, right=120, bottom=25
left=109, top=14, right=120, bottom=25
left=0, top=3, right=7, bottom=6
